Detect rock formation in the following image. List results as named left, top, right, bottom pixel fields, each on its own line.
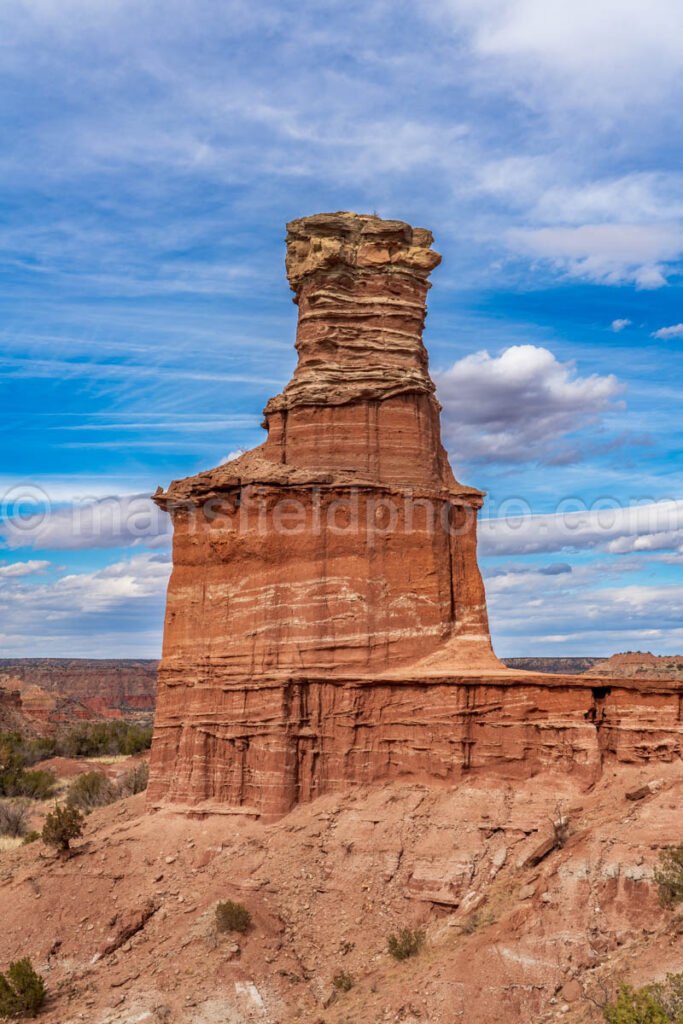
left=148, top=212, right=682, bottom=818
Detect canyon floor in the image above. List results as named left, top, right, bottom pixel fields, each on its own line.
left=1, top=759, right=681, bottom=1024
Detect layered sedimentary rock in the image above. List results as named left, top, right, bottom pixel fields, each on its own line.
left=148, top=212, right=682, bottom=817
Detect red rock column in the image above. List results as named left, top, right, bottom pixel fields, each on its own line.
left=148, top=212, right=501, bottom=815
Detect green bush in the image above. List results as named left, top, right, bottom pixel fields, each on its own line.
left=603, top=974, right=683, bottom=1023
left=0, top=958, right=46, bottom=1018
left=22, top=831, right=41, bottom=846
left=387, top=927, right=425, bottom=962
left=215, top=900, right=251, bottom=935
left=654, top=845, right=683, bottom=909
left=0, top=763, right=55, bottom=801
left=41, top=803, right=84, bottom=853
left=332, top=970, right=354, bottom=992
left=67, top=771, right=116, bottom=813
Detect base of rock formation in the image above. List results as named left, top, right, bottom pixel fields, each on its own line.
left=2, top=763, right=682, bottom=1024
left=147, top=667, right=682, bottom=818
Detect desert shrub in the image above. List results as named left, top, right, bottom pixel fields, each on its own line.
left=67, top=771, right=116, bottom=813
left=215, top=900, right=251, bottom=934
left=58, top=721, right=152, bottom=758
left=0, top=958, right=46, bottom=1018
left=22, top=831, right=40, bottom=845
left=332, top=970, right=354, bottom=992
left=552, top=803, right=569, bottom=849
left=654, top=845, right=683, bottom=909
left=0, top=732, right=55, bottom=770
left=462, top=910, right=494, bottom=935
left=0, top=800, right=31, bottom=838
left=117, top=761, right=149, bottom=796
left=41, top=803, right=84, bottom=852
left=603, top=974, right=683, bottom=1023
left=0, top=733, right=57, bottom=801
left=0, top=768, right=55, bottom=801
left=387, top=927, right=425, bottom=962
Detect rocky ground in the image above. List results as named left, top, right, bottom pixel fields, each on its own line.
left=0, top=761, right=681, bottom=1024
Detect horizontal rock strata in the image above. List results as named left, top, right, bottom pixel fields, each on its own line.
left=148, top=671, right=683, bottom=817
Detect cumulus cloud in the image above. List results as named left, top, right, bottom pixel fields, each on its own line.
left=611, top=319, right=632, bottom=333
left=480, top=499, right=683, bottom=557
left=484, top=556, right=683, bottom=656
left=652, top=323, right=683, bottom=340
left=0, top=551, right=169, bottom=656
left=436, top=345, right=623, bottom=464
left=1, top=493, right=171, bottom=551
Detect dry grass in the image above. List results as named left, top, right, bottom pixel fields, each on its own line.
left=0, top=836, right=23, bottom=853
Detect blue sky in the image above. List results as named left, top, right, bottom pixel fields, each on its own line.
left=0, top=0, right=682, bottom=657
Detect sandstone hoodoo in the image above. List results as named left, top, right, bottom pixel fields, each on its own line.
left=148, top=213, right=682, bottom=817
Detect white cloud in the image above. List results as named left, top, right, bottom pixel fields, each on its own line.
left=439, top=0, right=683, bottom=109
left=652, top=323, right=683, bottom=339
left=507, top=223, right=683, bottom=288
left=0, top=551, right=169, bottom=656
left=611, top=319, right=632, bottom=333
left=436, top=345, right=623, bottom=464
left=485, top=554, right=683, bottom=656
left=1, top=494, right=171, bottom=551
left=0, top=560, right=50, bottom=578
left=480, top=499, right=683, bottom=556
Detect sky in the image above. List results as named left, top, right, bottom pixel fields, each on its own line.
left=0, top=0, right=682, bottom=658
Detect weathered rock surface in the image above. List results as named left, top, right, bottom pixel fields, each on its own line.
left=148, top=212, right=682, bottom=818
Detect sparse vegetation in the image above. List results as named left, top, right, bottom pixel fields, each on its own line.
left=58, top=720, right=153, bottom=758
left=67, top=771, right=116, bottom=813
left=332, top=970, right=354, bottom=992
left=65, top=762, right=149, bottom=815
left=215, top=900, right=252, bottom=934
left=603, top=973, right=683, bottom=1023
left=387, top=927, right=425, bottom=961
left=22, top=831, right=40, bottom=845
left=41, top=803, right=84, bottom=853
left=0, top=721, right=152, bottom=772
left=461, top=908, right=495, bottom=935
left=551, top=802, right=569, bottom=849
left=0, top=800, right=31, bottom=838
left=117, top=761, right=149, bottom=796
left=0, top=958, right=46, bottom=1018
left=654, top=845, right=683, bottom=909
left=0, top=736, right=56, bottom=800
